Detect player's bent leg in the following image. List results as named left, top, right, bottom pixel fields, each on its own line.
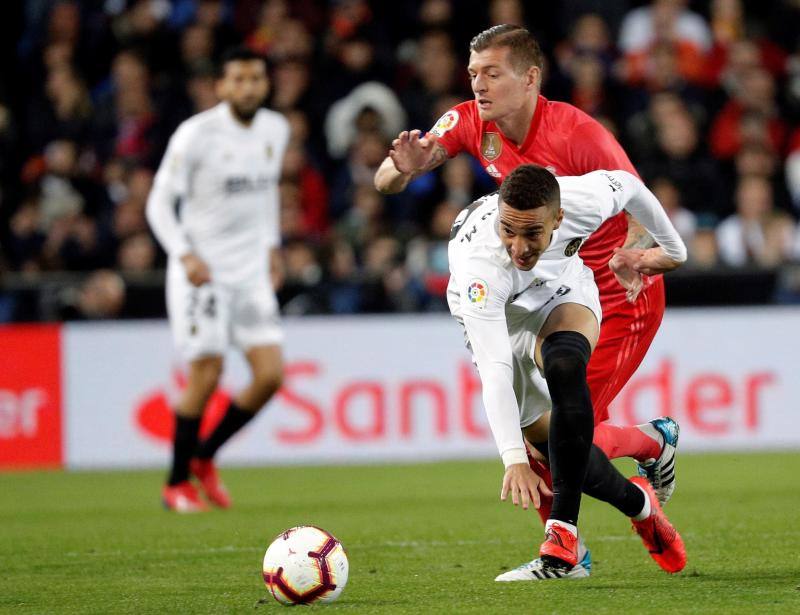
left=237, top=344, right=284, bottom=411
left=594, top=422, right=661, bottom=463
left=193, top=345, right=283, bottom=508
left=164, top=355, right=223, bottom=513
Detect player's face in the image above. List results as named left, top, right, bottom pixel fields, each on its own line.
left=468, top=47, right=538, bottom=122
left=498, top=201, right=563, bottom=271
left=218, top=59, right=269, bottom=122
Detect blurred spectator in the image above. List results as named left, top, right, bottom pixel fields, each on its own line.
left=245, top=0, right=289, bottom=56
left=618, top=0, right=711, bottom=57
left=688, top=227, right=720, bottom=269
left=488, top=0, right=525, bottom=27
left=650, top=176, right=697, bottom=245
left=399, top=29, right=462, bottom=130
left=709, top=68, right=787, bottom=160
left=322, top=239, right=363, bottom=314
left=117, top=231, right=156, bottom=272
left=2, top=1, right=799, bottom=321
left=58, top=269, right=126, bottom=319
left=325, top=82, right=405, bottom=160
left=406, top=199, right=460, bottom=306
left=7, top=199, right=46, bottom=271
left=335, top=184, right=387, bottom=249
left=787, top=130, right=800, bottom=213
left=27, top=63, right=93, bottom=151
left=271, top=59, right=311, bottom=113
left=329, top=131, right=391, bottom=219
left=638, top=108, right=724, bottom=218
left=716, top=175, right=796, bottom=267
left=618, top=0, right=710, bottom=90
left=279, top=239, right=326, bottom=314
left=281, top=141, right=329, bottom=237
left=92, top=50, right=158, bottom=164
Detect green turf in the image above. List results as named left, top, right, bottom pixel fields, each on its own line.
left=1, top=453, right=799, bottom=614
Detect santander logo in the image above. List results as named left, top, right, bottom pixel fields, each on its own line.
left=134, top=369, right=232, bottom=444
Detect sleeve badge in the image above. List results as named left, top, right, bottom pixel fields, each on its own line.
left=429, top=110, right=460, bottom=137
left=467, top=279, right=489, bottom=309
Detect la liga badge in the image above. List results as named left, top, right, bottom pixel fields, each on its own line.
left=430, top=110, right=460, bottom=137
left=467, top=279, right=489, bottom=309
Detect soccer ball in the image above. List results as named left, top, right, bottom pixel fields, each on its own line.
left=262, top=526, right=349, bottom=605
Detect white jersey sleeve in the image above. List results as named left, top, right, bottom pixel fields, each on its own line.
left=264, top=116, right=290, bottom=249
left=612, top=171, right=688, bottom=262
left=559, top=170, right=687, bottom=262
left=146, top=124, right=197, bottom=258
left=453, top=256, right=527, bottom=467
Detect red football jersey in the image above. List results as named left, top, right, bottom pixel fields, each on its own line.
left=431, top=96, right=647, bottom=310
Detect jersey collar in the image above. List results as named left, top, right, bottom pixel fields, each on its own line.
left=517, top=94, right=546, bottom=153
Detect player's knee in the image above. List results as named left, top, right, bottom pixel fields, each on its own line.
left=191, top=357, right=224, bottom=392
left=252, top=367, right=283, bottom=398
left=541, top=331, right=591, bottom=386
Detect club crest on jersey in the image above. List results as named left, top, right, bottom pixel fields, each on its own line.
left=467, top=279, right=488, bottom=309
left=430, top=110, right=459, bottom=137
left=564, top=238, right=583, bottom=256
left=481, top=133, right=502, bottom=161
left=266, top=144, right=273, bottom=159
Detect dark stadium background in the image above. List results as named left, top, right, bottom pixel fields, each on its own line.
left=1, top=0, right=799, bottom=321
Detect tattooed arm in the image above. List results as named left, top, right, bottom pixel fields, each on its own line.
left=623, top=212, right=657, bottom=249
left=374, top=130, right=449, bottom=194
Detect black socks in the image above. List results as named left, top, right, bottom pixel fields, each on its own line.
left=541, top=331, right=594, bottom=526
left=167, top=415, right=201, bottom=486
left=195, top=401, right=256, bottom=460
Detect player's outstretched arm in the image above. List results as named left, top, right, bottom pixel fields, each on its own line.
left=602, top=171, right=687, bottom=302
left=373, top=130, right=448, bottom=194
left=501, top=463, right=553, bottom=510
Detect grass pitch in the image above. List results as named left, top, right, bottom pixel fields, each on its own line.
left=1, top=452, right=799, bottom=614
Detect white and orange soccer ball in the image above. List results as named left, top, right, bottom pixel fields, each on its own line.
left=262, top=526, right=349, bottom=605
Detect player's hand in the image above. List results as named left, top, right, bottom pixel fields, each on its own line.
left=388, top=130, right=438, bottom=175
left=500, top=463, right=553, bottom=510
left=181, top=253, right=211, bottom=287
left=629, top=247, right=683, bottom=275
left=609, top=247, right=644, bottom=303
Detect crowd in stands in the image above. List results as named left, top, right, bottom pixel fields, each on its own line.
left=2, top=0, right=800, bottom=320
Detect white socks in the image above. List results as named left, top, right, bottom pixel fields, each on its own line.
left=546, top=519, right=578, bottom=538
left=632, top=483, right=652, bottom=521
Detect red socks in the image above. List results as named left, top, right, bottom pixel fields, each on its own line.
left=593, top=423, right=661, bottom=462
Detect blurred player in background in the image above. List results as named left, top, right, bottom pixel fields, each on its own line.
left=447, top=164, right=687, bottom=579
left=147, top=47, right=289, bottom=512
left=375, top=24, right=679, bottom=553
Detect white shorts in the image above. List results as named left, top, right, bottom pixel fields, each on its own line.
left=166, top=270, right=282, bottom=361
left=468, top=265, right=602, bottom=429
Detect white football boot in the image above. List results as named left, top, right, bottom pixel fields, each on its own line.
left=636, top=416, right=680, bottom=505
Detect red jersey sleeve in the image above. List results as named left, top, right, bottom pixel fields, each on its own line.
left=568, top=120, right=639, bottom=178
left=428, top=101, right=477, bottom=159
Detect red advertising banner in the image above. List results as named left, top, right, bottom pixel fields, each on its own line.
left=0, top=325, right=63, bottom=469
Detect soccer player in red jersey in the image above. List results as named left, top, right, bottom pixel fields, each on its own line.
left=375, top=25, right=679, bottom=577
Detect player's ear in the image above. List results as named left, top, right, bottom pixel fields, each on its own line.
left=553, top=207, right=564, bottom=230
left=527, top=65, right=540, bottom=90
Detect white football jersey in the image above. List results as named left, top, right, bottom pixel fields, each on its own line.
left=448, top=170, right=636, bottom=325
left=148, top=102, right=290, bottom=286
left=447, top=170, right=686, bottom=467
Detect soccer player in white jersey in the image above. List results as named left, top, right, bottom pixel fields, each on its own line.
left=448, top=164, right=688, bottom=578
left=146, top=47, right=290, bottom=512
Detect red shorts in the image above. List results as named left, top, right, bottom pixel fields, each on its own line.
left=587, top=276, right=665, bottom=423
